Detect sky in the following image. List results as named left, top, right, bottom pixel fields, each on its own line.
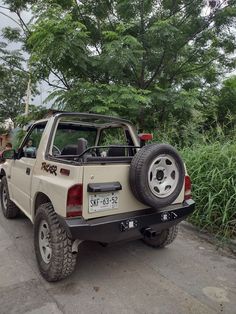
left=0, top=1, right=52, bottom=107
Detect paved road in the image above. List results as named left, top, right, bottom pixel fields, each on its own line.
left=0, top=209, right=235, bottom=314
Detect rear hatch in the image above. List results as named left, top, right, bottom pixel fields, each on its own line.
left=82, top=164, right=184, bottom=219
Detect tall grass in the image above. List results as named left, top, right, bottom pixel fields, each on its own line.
left=182, top=142, right=236, bottom=239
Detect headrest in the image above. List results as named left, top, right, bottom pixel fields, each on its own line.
left=61, top=145, right=78, bottom=155
left=77, top=138, right=88, bottom=156
left=107, top=146, right=126, bottom=157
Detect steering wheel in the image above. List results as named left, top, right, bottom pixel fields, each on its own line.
left=52, top=145, right=61, bottom=155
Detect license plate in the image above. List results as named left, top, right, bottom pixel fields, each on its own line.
left=89, top=192, right=119, bottom=213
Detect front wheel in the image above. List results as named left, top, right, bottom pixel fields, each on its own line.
left=142, top=225, right=179, bottom=248
left=34, top=203, right=77, bottom=282
left=0, top=176, right=19, bottom=219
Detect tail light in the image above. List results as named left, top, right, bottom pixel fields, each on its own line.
left=184, top=175, right=192, bottom=200
left=139, top=133, right=153, bottom=147
left=138, top=133, right=153, bottom=141
left=67, top=184, right=83, bottom=217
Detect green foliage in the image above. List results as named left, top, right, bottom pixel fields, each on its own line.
left=0, top=58, right=29, bottom=123
left=2, top=0, right=236, bottom=240
left=15, top=105, right=48, bottom=127
left=99, top=127, right=127, bottom=146
left=47, top=82, right=150, bottom=123
left=19, top=0, right=235, bottom=130
left=2, top=27, right=22, bottom=42
left=28, top=6, right=89, bottom=82
left=0, top=1, right=39, bottom=124
left=0, top=36, right=38, bottom=123
left=12, top=128, right=26, bottom=149
left=3, top=0, right=36, bottom=12
left=53, top=128, right=97, bottom=150
left=12, top=106, right=48, bottom=148
left=216, top=76, right=236, bottom=128
left=182, top=141, right=236, bottom=239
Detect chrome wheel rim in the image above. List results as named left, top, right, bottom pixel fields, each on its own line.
left=2, top=186, right=8, bottom=210
left=38, top=220, right=52, bottom=264
left=148, top=154, right=179, bottom=198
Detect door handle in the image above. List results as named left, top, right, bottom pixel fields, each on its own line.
left=26, top=168, right=31, bottom=175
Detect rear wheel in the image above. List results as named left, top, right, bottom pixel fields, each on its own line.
left=142, top=225, right=179, bottom=248
left=0, top=176, right=19, bottom=218
left=34, top=203, right=77, bottom=282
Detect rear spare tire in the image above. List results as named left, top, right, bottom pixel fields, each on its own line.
left=130, top=144, right=185, bottom=208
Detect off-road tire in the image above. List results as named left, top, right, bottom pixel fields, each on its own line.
left=0, top=176, right=20, bottom=218
left=142, top=225, right=179, bottom=248
left=130, top=144, right=185, bottom=208
left=34, top=203, right=77, bottom=282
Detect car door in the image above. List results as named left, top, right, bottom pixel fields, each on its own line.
left=10, top=123, right=46, bottom=217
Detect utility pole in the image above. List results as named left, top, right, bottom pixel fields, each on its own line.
left=25, top=77, right=31, bottom=116
left=25, top=64, right=31, bottom=116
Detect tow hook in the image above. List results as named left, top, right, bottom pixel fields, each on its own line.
left=142, top=227, right=157, bottom=239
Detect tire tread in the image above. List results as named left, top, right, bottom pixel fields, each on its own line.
left=34, top=203, right=77, bottom=282
left=0, top=176, right=19, bottom=219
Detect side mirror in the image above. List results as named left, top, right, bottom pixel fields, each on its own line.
left=2, top=149, right=16, bottom=160
left=138, top=133, right=153, bottom=147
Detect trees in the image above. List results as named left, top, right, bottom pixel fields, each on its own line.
left=1, top=0, right=236, bottom=132
left=0, top=3, right=37, bottom=124
left=0, top=51, right=29, bottom=123
left=216, top=76, right=236, bottom=127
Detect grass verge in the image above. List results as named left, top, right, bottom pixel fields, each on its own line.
left=182, top=142, right=236, bottom=239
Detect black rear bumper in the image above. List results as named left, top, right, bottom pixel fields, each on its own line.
left=62, top=199, right=195, bottom=243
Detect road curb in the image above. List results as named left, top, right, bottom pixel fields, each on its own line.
left=181, top=221, right=236, bottom=256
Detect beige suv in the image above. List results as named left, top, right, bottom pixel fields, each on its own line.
left=0, top=113, right=195, bottom=282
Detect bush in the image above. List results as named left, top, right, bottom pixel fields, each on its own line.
left=182, top=142, right=236, bottom=239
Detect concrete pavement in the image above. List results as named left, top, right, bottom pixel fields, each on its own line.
left=0, top=210, right=235, bottom=314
